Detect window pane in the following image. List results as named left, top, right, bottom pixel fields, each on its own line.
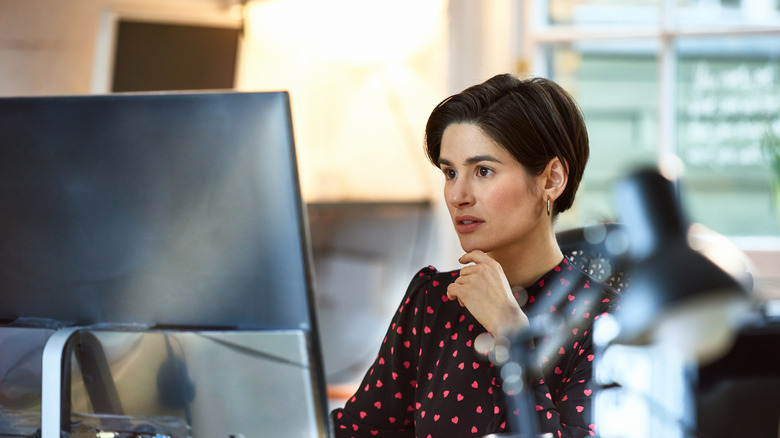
left=546, top=42, right=660, bottom=227
left=677, top=36, right=780, bottom=237
left=677, top=0, right=780, bottom=26
left=548, top=0, right=661, bottom=25
left=547, top=0, right=780, bottom=26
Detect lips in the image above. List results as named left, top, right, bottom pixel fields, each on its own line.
left=454, top=215, right=483, bottom=233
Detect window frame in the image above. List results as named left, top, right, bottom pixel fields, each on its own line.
left=519, top=0, right=780, bottom=250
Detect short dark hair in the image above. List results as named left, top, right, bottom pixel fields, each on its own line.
left=424, top=74, right=589, bottom=215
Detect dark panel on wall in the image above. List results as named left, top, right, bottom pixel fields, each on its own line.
left=112, top=20, right=239, bottom=92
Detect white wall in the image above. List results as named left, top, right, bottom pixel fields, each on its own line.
left=236, top=0, right=449, bottom=203
left=0, top=0, right=104, bottom=96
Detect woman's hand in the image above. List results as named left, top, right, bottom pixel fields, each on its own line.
left=446, top=250, right=529, bottom=336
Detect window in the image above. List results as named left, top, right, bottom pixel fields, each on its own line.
left=523, top=0, right=780, bottom=240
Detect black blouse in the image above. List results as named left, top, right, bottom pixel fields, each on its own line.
left=332, top=257, right=620, bottom=438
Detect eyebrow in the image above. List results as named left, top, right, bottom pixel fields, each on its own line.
left=438, top=155, right=503, bottom=167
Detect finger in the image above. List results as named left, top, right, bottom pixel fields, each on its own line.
left=446, top=283, right=459, bottom=301
left=458, top=250, right=491, bottom=266
left=458, top=264, right=477, bottom=278
left=458, top=258, right=499, bottom=281
left=447, top=282, right=470, bottom=306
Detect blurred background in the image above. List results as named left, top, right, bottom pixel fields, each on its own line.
left=1, top=0, right=779, bottom=408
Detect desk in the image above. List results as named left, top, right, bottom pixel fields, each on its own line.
left=0, top=327, right=325, bottom=438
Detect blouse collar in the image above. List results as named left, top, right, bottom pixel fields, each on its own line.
left=513, top=256, right=577, bottom=310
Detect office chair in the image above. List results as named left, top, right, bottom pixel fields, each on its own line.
left=556, top=222, right=631, bottom=293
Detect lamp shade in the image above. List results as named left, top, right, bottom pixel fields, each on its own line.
left=612, top=169, right=750, bottom=363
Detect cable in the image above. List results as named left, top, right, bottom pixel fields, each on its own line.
left=194, top=332, right=307, bottom=369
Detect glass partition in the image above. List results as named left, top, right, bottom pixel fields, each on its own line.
left=67, top=329, right=321, bottom=438
left=0, top=327, right=54, bottom=436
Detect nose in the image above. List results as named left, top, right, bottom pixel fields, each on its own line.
left=447, top=178, right=474, bottom=208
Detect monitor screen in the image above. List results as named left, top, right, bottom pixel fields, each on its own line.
left=0, top=91, right=331, bottom=436
left=0, top=91, right=316, bottom=331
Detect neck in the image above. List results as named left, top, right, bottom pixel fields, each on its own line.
left=489, top=227, right=563, bottom=290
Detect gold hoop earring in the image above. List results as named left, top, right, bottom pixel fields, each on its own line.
left=546, top=197, right=551, bottom=216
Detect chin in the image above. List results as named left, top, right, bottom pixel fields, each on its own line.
left=457, top=238, right=489, bottom=254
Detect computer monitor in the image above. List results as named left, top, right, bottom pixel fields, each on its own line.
left=0, top=91, right=330, bottom=437
left=0, top=91, right=316, bottom=331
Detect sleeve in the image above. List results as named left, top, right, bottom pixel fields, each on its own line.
left=530, top=296, right=619, bottom=438
left=331, top=268, right=434, bottom=438
left=530, top=329, right=597, bottom=438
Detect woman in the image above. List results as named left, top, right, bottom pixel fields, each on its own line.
left=331, top=74, right=619, bottom=437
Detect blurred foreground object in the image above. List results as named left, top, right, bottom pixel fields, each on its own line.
left=609, top=168, right=751, bottom=363
left=594, top=168, right=755, bottom=438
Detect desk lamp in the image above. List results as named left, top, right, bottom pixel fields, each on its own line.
left=609, top=168, right=750, bottom=363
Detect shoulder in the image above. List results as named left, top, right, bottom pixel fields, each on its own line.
left=408, top=266, right=460, bottom=288
left=403, top=266, right=461, bottom=302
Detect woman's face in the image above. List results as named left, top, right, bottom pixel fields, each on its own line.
left=438, top=123, right=547, bottom=258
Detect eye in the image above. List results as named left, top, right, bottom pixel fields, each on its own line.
left=442, top=167, right=457, bottom=180
left=476, top=166, right=493, bottom=177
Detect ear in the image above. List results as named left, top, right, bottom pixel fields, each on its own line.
left=543, top=157, right=568, bottom=202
